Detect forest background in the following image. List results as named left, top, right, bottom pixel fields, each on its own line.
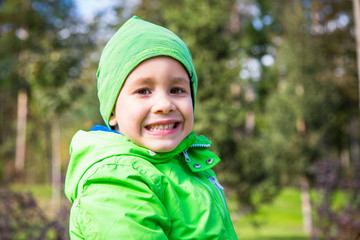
left=0, top=0, right=359, bottom=239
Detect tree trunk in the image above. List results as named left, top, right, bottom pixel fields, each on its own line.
left=51, top=115, right=61, bottom=209
left=350, top=118, right=359, bottom=164
left=245, top=111, right=255, bottom=135
left=300, top=176, right=312, bottom=234
left=15, top=89, right=28, bottom=180
left=352, top=0, right=360, bottom=112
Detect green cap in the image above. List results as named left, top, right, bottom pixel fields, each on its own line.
left=97, top=16, right=198, bottom=128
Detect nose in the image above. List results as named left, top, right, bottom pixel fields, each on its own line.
left=151, top=92, right=176, bottom=114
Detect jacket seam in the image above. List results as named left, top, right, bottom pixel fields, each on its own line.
left=79, top=157, right=164, bottom=202
left=75, top=156, right=167, bottom=237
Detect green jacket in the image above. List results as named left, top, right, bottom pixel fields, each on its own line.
left=64, top=128, right=238, bottom=239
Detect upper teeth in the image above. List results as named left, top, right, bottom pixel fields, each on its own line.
left=147, top=123, right=176, bottom=131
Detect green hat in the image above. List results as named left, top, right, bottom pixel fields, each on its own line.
left=97, top=16, right=198, bottom=128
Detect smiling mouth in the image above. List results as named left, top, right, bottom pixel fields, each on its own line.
left=145, top=122, right=178, bottom=131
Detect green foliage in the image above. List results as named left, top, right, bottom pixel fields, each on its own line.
left=0, top=0, right=95, bottom=182
left=260, top=0, right=358, bottom=187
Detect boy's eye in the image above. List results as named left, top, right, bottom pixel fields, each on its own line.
left=136, top=88, right=151, bottom=95
left=170, top=87, right=185, bottom=94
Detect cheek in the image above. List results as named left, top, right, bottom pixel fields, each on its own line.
left=183, top=101, right=194, bottom=128
left=187, top=113, right=194, bottom=129
left=118, top=105, right=147, bottom=129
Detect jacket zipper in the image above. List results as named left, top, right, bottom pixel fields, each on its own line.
left=182, top=149, right=191, bottom=162
left=179, top=151, right=226, bottom=220
left=177, top=153, right=237, bottom=239
left=192, top=176, right=226, bottom=220
left=209, top=176, right=237, bottom=240
left=208, top=176, right=229, bottom=212
left=190, top=143, right=211, bottom=148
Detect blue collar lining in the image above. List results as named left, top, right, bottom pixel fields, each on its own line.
left=91, top=125, right=120, bottom=134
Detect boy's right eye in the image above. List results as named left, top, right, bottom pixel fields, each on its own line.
left=136, top=88, right=151, bottom=95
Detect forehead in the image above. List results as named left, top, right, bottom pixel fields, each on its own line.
left=124, top=56, right=190, bottom=84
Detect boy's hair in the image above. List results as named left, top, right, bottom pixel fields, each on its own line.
left=97, top=16, right=198, bottom=128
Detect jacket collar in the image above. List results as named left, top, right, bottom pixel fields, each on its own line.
left=65, top=126, right=220, bottom=202
left=90, top=125, right=220, bottom=171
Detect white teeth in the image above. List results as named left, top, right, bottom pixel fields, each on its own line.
left=147, top=123, right=176, bottom=131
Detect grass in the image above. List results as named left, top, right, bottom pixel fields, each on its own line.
left=11, top=184, right=309, bottom=239
left=11, top=183, right=53, bottom=200
left=231, top=188, right=309, bottom=240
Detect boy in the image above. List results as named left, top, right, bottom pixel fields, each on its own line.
left=64, top=16, right=238, bottom=239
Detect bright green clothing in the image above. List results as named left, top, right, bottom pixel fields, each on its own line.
left=64, top=129, right=238, bottom=239
left=97, top=16, right=198, bottom=128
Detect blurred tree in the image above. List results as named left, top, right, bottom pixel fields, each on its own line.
left=261, top=0, right=359, bottom=235
left=0, top=0, right=95, bottom=187
left=353, top=0, right=360, bottom=112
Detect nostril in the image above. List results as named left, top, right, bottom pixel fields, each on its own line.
left=152, top=101, right=176, bottom=114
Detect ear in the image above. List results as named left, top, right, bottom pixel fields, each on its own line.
left=109, top=114, right=118, bottom=127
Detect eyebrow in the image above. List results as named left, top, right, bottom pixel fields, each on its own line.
left=170, top=77, right=190, bottom=85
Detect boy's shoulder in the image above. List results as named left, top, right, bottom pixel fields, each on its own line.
left=65, top=127, right=164, bottom=202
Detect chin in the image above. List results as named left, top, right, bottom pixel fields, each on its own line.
left=151, top=146, right=177, bottom=153
left=147, top=142, right=179, bottom=153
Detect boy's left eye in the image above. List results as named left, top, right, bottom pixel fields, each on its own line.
left=170, top=88, right=185, bottom=94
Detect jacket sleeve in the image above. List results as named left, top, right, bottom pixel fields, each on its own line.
left=70, top=160, right=170, bottom=240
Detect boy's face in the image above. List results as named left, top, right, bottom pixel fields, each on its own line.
left=109, top=56, right=194, bottom=152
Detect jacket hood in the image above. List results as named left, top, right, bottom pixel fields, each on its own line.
left=64, top=128, right=220, bottom=202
